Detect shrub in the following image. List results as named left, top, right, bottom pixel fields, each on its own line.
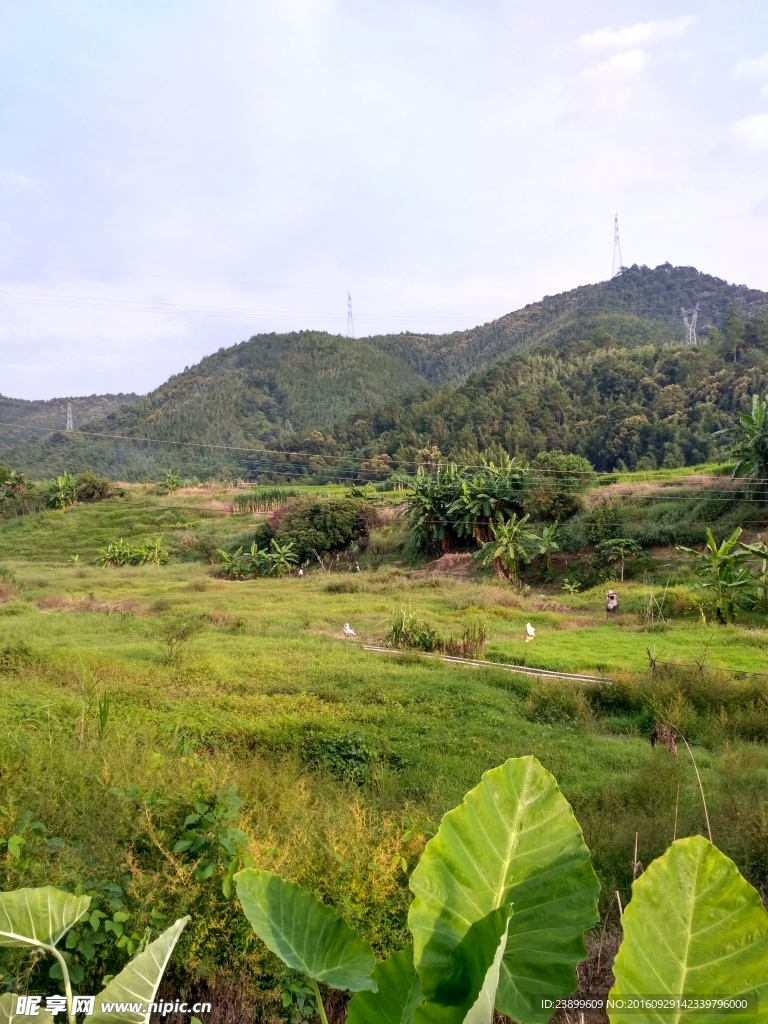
left=74, top=471, right=113, bottom=501
left=0, top=641, right=36, bottom=673
left=523, top=681, right=591, bottom=726
left=301, top=732, right=383, bottom=787
left=385, top=605, right=442, bottom=652
left=151, top=614, right=204, bottom=664
left=584, top=500, right=625, bottom=544
left=441, top=621, right=488, bottom=658
left=271, top=497, right=376, bottom=563
left=524, top=450, right=596, bottom=521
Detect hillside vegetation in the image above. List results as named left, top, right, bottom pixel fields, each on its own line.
left=331, top=308, right=768, bottom=473
left=4, top=263, right=768, bottom=480
left=0, top=392, right=137, bottom=455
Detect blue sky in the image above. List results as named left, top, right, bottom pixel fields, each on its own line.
left=1, top=0, right=767, bottom=399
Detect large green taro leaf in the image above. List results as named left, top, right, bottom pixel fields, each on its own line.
left=89, top=917, right=189, bottom=1024
left=610, top=836, right=768, bottom=1024
left=414, top=907, right=512, bottom=1024
left=347, top=946, right=423, bottom=1024
left=235, top=869, right=376, bottom=991
left=408, top=756, right=599, bottom=1023
left=0, top=887, right=90, bottom=949
left=0, top=994, right=54, bottom=1024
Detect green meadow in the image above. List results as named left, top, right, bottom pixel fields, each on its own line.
left=2, top=494, right=768, bottom=1019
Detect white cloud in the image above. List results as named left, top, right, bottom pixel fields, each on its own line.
left=733, top=113, right=768, bottom=152
left=578, top=16, right=697, bottom=52
left=761, top=84, right=768, bottom=100
left=733, top=53, right=768, bottom=78
left=582, top=49, right=649, bottom=79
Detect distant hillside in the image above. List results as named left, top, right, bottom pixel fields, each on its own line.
left=328, top=307, right=768, bottom=473
left=0, top=393, right=138, bottom=455
left=4, top=264, right=768, bottom=479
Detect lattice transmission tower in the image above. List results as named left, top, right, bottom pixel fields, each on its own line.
left=347, top=292, right=355, bottom=339
left=612, top=214, right=623, bottom=277
left=681, top=303, right=699, bottom=346
left=66, top=402, right=73, bottom=431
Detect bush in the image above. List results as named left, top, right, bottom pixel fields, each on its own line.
left=0, top=567, right=20, bottom=604
left=524, top=451, right=596, bottom=521
left=0, top=641, right=36, bottom=673
left=151, top=614, right=204, bottom=664
left=523, top=682, right=591, bottom=726
left=441, top=621, right=488, bottom=658
left=301, top=732, right=382, bottom=787
left=270, top=497, right=376, bottom=563
left=584, top=501, right=625, bottom=544
left=74, top=471, right=113, bottom=501
left=386, top=605, right=442, bottom=652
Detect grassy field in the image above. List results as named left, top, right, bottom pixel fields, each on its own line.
left=2, top=494, right=768, bottom=1020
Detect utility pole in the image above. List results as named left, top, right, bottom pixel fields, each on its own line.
left=66, top=402, right=73, bottom=431
left=347, top=292, right=355, bottom=339
left=612, top=214, right=623, bottom=277
left=681, top=304, right=699, bottom=346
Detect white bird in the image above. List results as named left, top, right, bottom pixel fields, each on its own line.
left=343, top=623, right=357, bottom=636
left=525, top=622, right=536, bottom=643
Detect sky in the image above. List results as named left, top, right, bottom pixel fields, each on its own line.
left=1, top=0, right=768, bottom=400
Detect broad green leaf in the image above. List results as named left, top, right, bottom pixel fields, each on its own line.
left=0, top=887, right=90, bottom=949
left=347, top=946, right=423, bottom=1024
left=414, top=907, right=512, bottom=1024
left=0, top=994, right=55, bottom=1024
left=235, top=869, right=376, bottom=991
left=408, top=755, right=599, bottom=1023
left=89, top=916, right=189, bottom=1024
left=609, top=836, right=768, bottom=1024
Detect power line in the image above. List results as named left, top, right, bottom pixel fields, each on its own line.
left=1, top=433, right=759, bottom=497
left=0, top=289, right=483, bottom=328
left=347, top=293, right=355, bottom=340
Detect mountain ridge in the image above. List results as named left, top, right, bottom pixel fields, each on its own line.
left=3, top=263, right=768, bottom=479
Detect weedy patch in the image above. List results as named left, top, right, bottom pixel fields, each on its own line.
left=0, top=641, right=39, bottom=674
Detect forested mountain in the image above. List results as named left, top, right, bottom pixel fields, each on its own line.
left=4, top=263, right=768, bottom=479
left=329, top=310, right=768, bottom=473
left=0, top=393, right=137, bottom=455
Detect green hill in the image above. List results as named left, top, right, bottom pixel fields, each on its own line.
left=329, top=313, right=768, bottom=473
left=0, top=393, right=138, bottom=455
left=4, top=263, right=768, bottom=479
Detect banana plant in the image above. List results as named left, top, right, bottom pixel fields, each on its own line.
left=266, top=539, right=299, bottom=576
left=473, top=514, right=542, bottom=583
left=45, top=473, right=77, bottom=510
left=0, top=886, right=188, bottom=1024
left=246, top=542, right=272, bottom=578
left=677, top=527, right=753, bottom=624
left=218, top=547, right=245, bottom=580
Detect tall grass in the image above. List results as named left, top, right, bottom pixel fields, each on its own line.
left=232, top=487, right=301, bottom=513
